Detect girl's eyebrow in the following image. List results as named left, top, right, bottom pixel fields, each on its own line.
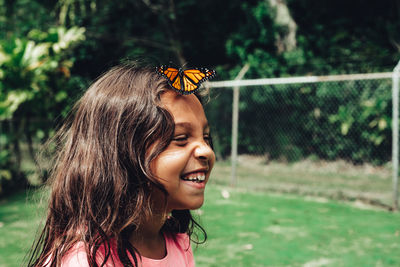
left=175, top=122, right=210, bottom=131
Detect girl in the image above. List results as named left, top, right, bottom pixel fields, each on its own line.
left=28, top=63, right=215, bottom=266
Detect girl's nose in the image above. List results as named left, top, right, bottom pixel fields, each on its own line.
left=194, top=141, right=215, bottom=162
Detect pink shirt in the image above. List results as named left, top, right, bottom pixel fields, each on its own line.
left=61, top=233, right=195, bottom=267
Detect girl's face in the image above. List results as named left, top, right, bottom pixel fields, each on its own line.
left=151, top=91, right=215, bottom=211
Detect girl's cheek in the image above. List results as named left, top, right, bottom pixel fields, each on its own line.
left=154, top=150, right=189, bottom=171
left=160, top=150, right=186, bottom=164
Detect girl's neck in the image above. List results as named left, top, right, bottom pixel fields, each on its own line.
left=129, top=211, right=169, bottom=259
left=135, top=213, right=166, bottom=238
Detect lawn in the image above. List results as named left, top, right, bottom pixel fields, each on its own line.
left=212, top=157, right=393, bottom=208
left=1, top=184, right=399, bottom=266
left=195, top=185, right=400, bottom=267
left=0, top=188, right=45, bottom=267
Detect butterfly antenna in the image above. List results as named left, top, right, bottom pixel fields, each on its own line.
left=181, top=62, right=189, bottom=69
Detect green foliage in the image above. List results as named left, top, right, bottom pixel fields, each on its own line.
left=0, top=0, right=398, bottom=190
left=205, top=88, right=234, bottom=159
left=208, top=78, right=392, bottom=164
left=0, top=26, right=85, bottom=119
left=225, top=1, right=309, bottom=79
left=287, top=0, right=399, bottom=74
left=323, top=81, right=391, bottom=163
left=0, top=26, right=85, bottom=194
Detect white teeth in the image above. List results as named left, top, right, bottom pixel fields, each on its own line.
left=181, top=173, right=206, bottom=182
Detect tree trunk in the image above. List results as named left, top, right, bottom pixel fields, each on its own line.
left=11, top=119, right=22, bottom=176
left=267, top=0, right=297, bottom=54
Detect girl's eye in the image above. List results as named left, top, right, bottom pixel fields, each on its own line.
left=172, top=135, right=188, bottom=145
left=204, top=133, right=211, bottom=144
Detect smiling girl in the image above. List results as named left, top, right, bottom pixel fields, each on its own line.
left=28, top=63, right=215, bottom=266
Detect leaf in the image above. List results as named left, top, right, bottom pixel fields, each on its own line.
left=341, top=122, right=350, bottom=135
left=0, top=90, right=34, bottom=119
left=55, top=91, right=68, bottom=102
left=313, top=108, right=321, bottom=118
left=369, top=119, right=377, bottom=128
left=52, top=26, right=85, bottom=53
left=36, top=129, right=45, bottom=139
left=378, top=118, right=387, bottom=130
left=0, top=150, right=9, bottom=163
left=373, top=135, right=384, bottom=146
left=0, top=49, right=10, bottom=65
left=0, top=170, right=12, bottom=181
left=22, top=41, right=50, bottom=69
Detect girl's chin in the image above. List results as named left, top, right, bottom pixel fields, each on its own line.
left=167, top=199, right=204, bottom=211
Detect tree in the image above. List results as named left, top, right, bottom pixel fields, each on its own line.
left=0, top=26, right=85, bottom=194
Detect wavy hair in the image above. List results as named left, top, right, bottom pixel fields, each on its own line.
left=28, top=63, right=208, bottom=267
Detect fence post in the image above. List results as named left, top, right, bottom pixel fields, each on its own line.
left=392, top=60, right=400, bottom=211
left=231, top=64, right=250, bottom=187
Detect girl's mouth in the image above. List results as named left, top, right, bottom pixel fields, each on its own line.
left=180, top=172, right=206, bottom=183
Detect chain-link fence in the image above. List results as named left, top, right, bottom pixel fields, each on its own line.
left=1, top=71, right=398, bottom=208
left=206, top=72, right=397, bottom=209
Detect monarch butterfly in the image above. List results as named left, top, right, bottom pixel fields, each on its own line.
left=156, top=65, right=216, bottom=95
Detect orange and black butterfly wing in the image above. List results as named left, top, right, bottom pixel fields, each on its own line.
left=156, top=66, right=182, bottom=91
left=181, top=68, right=216, bottom=94
left=157, top=65, right=216, bottom=95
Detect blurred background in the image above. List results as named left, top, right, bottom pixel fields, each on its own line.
left=1, top=0, right=400, bottom=266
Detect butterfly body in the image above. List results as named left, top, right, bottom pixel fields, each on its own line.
left=156, top=65, right=216, bottom=95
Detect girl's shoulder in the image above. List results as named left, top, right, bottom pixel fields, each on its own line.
left=60, top=241, right=121, bottom=267
left=165, top=232, right=191, bottom=251
left=60, top=242, right=90, bottom=267
left=60, top=233, right=194, bottom=267
left=141, top=232, right=194, bottom=267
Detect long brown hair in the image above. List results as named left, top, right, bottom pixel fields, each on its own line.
left=28, top=63, right=207, bottom=267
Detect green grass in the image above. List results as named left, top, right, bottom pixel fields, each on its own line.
left=0, top=159, right=398, bottom=266
left=195, top=185, right=400, bottom=267
left=211, top=158, right=393, bottom=208
left=0, top=188, right=45, bottom=267
left=0, top=184, right=399, bottom=267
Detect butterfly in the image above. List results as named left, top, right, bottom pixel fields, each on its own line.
left=156, top=65, right=216, bottom=95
